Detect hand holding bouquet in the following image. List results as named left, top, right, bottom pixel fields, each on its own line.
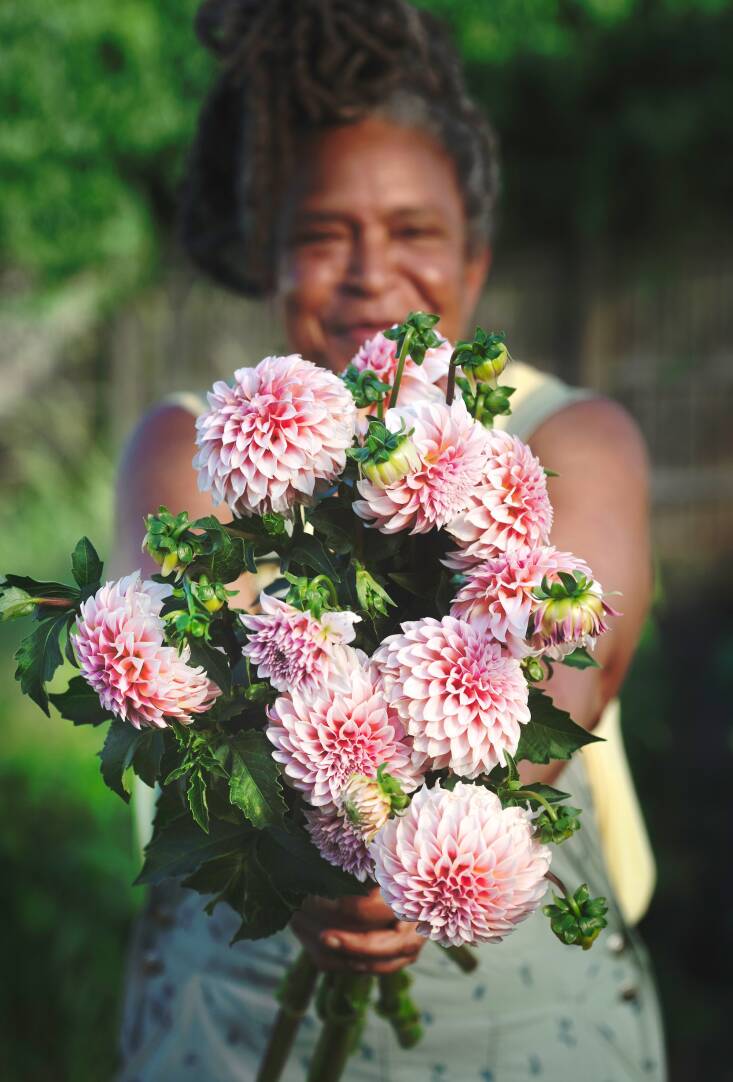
left=1, top=312, right=616, bottom=1082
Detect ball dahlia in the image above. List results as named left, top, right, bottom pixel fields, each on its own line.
left=449, top=546, right=592, bottom=658
left=305, top=807, right=374, bottom=882
left=446, top=429, right=553, bottom=569
left=71, top=573, right=219, bottom=730
left=371, top=782, right=551, bottom=947
left=241, top=595, right=359, bottom=694
left=352, top=399, right=489, bottom=535
left=266, top=666, right=421, bottom=809
left=349, top=330, right=452, bottom=406
left=193, top=354, right=356, bottom=517
left=373, top=615, right=530, bottom=778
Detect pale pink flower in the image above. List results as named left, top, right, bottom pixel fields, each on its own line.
left=450, top=546, right=592, bottom=658
left=446, top=429, right=553, bottom=568
left=71, top=573, right=219, bottom=730
left=241, top=594, right=359, bottom=694
left=305, top=807, right=374, bottom=882
left=340, top=773, right=392, bottom=841
left=193, top=354, right=356, bottom=517
left=528, top=576, right=618, bottom=659
left=371, top=782, right=551, bottom=947
left=349, top=331, right=452, bottom=406
left=353, top=399, right=489, bottom=535
left=266, top=665, right=422, bottom=809
left=373, top=615, right=530, bottom=778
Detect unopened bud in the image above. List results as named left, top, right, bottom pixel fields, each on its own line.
left=473, top=341, right=509, bottom=382
left=340, top=773, right=392, bottom=842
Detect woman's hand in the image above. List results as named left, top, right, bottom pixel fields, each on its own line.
left=290, top=887, right=425, bottom=974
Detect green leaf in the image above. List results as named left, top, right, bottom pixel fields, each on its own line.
left=182, top=847, right=293, bottom=940
left=71, top=537, right=104, bottom=591
left=187, top=769, right=210, bottom=832
left=0, top=586, right=37, bottom=621
left=208, top=533, right=248, bottom=583
left=284, top=534, right=340, bottom=580
left=49, top=674, right=114, bottom=726
left=186, top=639, right=232, bottom=695
left=99, top=720, right=146, bottom=802
left=131, top=730, right=166, bottom=787
left=2, top=574, right=79, bottom=600
left=135, top=812, right=254, bottom=886
left=561, top=646, right=601, bottom=670
left=228, top=732, right=287, bottom=829
left=14, top=612, right=68, bottom=715
left=259, top=827, right=369, bottom=900
left=515, top=688, right=603, bottom=764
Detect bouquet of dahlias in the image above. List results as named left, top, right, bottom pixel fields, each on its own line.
left=1, top=312, right=616, bottom=1082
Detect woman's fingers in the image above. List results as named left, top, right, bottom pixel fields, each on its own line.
left=300, top=889, right=397, bottom=928
left=319, top=924, right=423, bottom=961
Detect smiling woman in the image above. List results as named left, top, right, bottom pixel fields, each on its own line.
left=114, top=2, right=666, bottom=1080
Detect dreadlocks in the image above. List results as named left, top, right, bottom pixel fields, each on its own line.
left=181, top=0, right=499, bottom=296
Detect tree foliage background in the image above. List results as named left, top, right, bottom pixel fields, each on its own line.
left=1, top=2, right=732, bottom=1080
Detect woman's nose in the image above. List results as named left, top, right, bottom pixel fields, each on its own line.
left=343, top=226, right=391, bottom=297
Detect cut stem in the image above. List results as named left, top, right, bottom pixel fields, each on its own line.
left=388, top=328, right=414, bottom=409
left=376, top=970, right=423, bottom=1048
left=439, top=943, right=478, bottom=972
left=256, top=950, right=319, bottom=1082
left=306, top=971, right=374, bottom=1082
left=445, top=349, right=461, bottom=406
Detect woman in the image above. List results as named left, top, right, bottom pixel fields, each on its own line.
left=115, top=2, right=666, bottom=1078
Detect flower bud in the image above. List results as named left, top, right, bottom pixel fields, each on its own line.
left=528, top=573, right=617, bottom=659
left=362, top=437, right=421, bottom=489
left=161, top=551, right=180, bottom=578
left=473, top=341, right=509, bottom=382
left=340, top=773, right=392, bottom=842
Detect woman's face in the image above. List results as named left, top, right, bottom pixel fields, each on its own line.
left=274, top=116, right=490, bottom=372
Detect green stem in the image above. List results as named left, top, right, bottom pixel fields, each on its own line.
left=34, top=597, right=75, bottom=609
left=306, top=972, right=374, bottom=1082
left=376, top=970, right=423, bottom=1048
left=511, top=789, right=558, bottom=822
left=310, top=574, right=338, bottom=609
left=376, top=397, right=385, bottom=421
left=388, top=328, right=414, bottom=409
left=256, top=951, right=319, bottom=1082
left=545, top=871, right=581, bottom=919
left=439, top=943, right=478, bottom=973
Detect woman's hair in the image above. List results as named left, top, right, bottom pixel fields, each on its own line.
left=181, top=0, right=500, bottom=297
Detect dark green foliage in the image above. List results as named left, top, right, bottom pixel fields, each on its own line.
left=515, top=687, right=603, bottom=763
left=49, top=674, right=113, bottom=726
left=228, top=731, right=288, bottom=829
left=14, top=612, right=69, bottom=715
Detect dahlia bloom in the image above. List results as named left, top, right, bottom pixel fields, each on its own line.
left=266, top=665, right=422, bottom=809
left=528, top=576, right=618, bottom=659
left=71, top=573, right=219, bottom=730
left=353, top=399, right=489, bottom=535
left=339, top=773, right=392, bottom=842
left=241, top=594, right=359, bottom=694
left=373, top=615, right=530, bottom=778
left=446, top=429, right=553, bottom=569
left=305, top=807, right=373, bottom=882
left=449, top=546, right=592, bottom=658
left=349, top=331, right=453, bottom=406
left=371, top=782, right=551, bottom=946
left=193, top=354, right=356, bottom=517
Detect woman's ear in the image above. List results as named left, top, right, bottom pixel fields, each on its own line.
left=462, top=244, right=492, bottom=321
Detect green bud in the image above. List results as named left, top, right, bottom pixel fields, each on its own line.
left=522, top=656, right=546, bottom=683
left=543, top=884, right=608, bottom=950
left=534, top=805, right=582, bottom=845
left=355, top=565, right=395, bottom=620
left=473, top=341, right=509, bottom=382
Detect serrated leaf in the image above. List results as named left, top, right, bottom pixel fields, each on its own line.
left=99, top=720, right=146, bottom=802
left=71, top=537, right=104, bottom=591
left=561, top=646, right=601, bottom=670
left=183, top=847, right=293, bottom=940
left=49, top=675, right=114, bottom=725
left=132, top=730, right=166, bottom=787
left=208, top=533, right=248, bottom=583
left=186, top=640, right=232, bottom=694
left=515, top=688, right=603, bottom=764
left=14, top=613, right=68, bottom=715
left=135, top=812, right=254, bottom=886
left=0, top=586, right=37, bottom=621
left=2, top=574, right=79, bottom=600
left=228, top=732, right=287, bottom=829
left=187, top=769, right=210, bottom=832
left=259, top=827, right=369, bottom=900
left=284, top=534, right=340, bottom=580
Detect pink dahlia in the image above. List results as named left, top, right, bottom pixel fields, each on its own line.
left=373, top=615, right=529, bottom=778
left=352, top=399, right=489, bottom=534
left=305, top=807, right=373, bottom=882
left=446, top=429, right=553, bottom=569
left=450, top=546, right=592, bottom=658
left=71, top=573, right=219, bottom=730
left=241, top=594, right=359, bottom=694
left=193, top=354, right=356, bottom=517
left=371, top=782, right=551, bottom=946
left=349, top=330, right=452, bottom=406
left=266, top=666, right=422, bottom=809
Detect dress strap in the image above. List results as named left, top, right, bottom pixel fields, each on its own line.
left=495, top=360, right=595, bottom=442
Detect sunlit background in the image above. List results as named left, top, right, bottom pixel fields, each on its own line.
left=1, top=2, right=731, bottom=1078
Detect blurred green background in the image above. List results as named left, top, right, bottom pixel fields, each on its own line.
left=1, top=1, right=732, bottom=1079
